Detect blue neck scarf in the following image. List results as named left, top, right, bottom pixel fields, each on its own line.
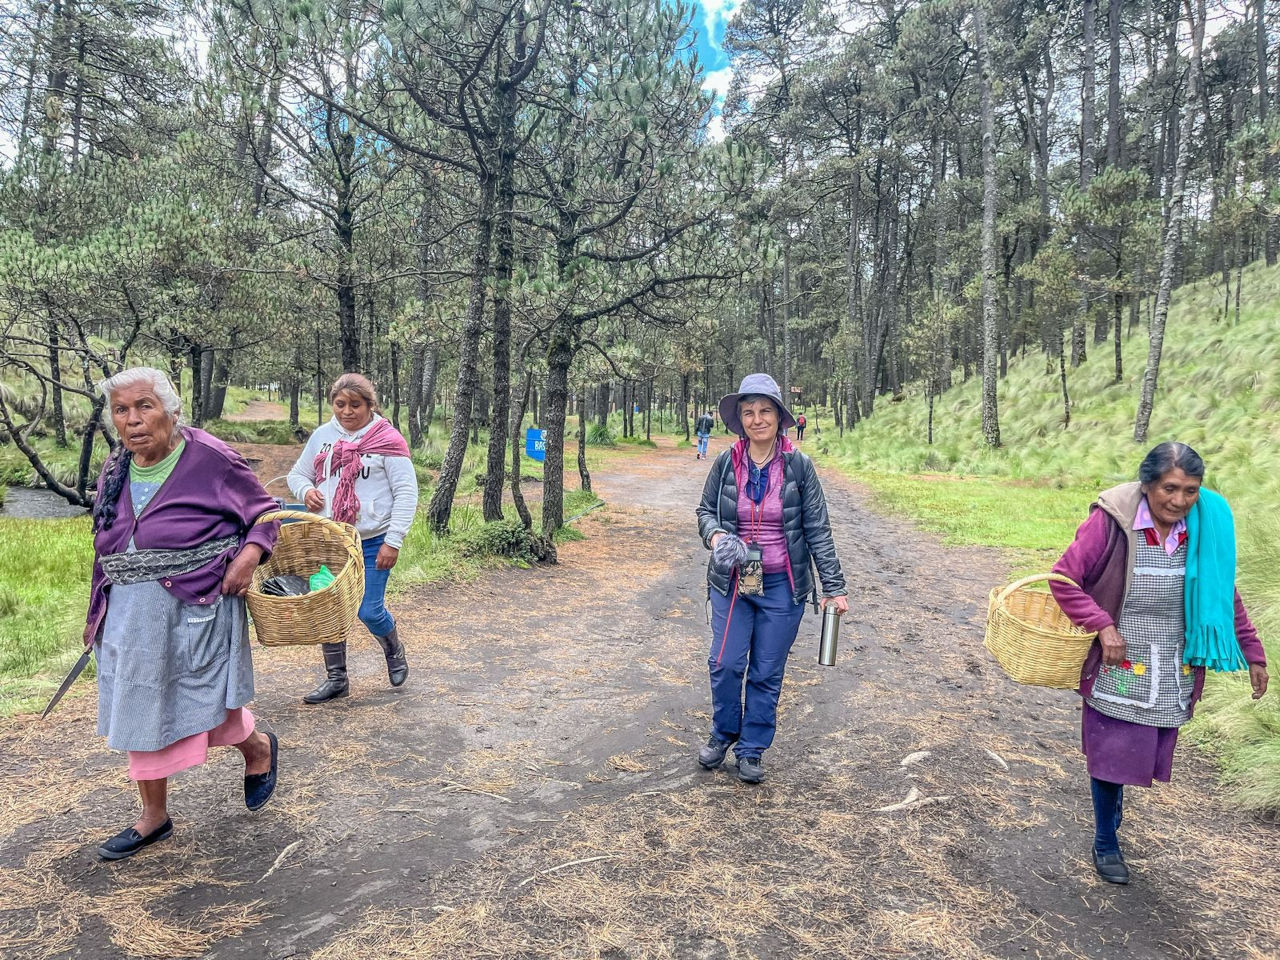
left=746, top=453, right=773, bottom=505
left=1183, top=488, right=1244, bottom=671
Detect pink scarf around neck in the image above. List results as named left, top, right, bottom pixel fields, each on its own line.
left=313, top=416, right=410, bottom=524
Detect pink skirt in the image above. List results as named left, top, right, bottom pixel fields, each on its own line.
left=127, top=707, right=255, bottom=781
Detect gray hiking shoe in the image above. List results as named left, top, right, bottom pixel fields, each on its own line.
left=698, top=736, right=731, bottom=769
left=736, top=756, right=764, bottom=783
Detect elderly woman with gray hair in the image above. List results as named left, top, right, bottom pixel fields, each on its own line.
left=695, top=373, right=848, bottom=783
left=85, top=367, right=280, bottom=860
left=1051, top=441, right=1268, bottom=885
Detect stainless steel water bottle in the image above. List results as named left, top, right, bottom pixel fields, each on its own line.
left=818, top=606, right=841, bottom=666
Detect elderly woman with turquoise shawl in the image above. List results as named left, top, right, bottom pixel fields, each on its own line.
left=1050, top=442, right=1268, bottom=885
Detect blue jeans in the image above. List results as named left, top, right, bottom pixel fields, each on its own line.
left=707, top=572, right=806, bottom=759
left=697, top=432, right=710, bottom=457
left=358, top=535, right=396, bottom=637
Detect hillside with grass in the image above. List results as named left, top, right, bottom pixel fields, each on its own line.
left=816, top=261, right=1280, bottom=812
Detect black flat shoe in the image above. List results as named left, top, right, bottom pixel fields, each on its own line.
left=245, top=732, right=278, bottom=812
left=98, top=818, right=173, bottom=860
left=1092, top=847, right=1130, bottom=884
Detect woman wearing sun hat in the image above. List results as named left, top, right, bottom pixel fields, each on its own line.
left=694, top=373, right=848, bottom=783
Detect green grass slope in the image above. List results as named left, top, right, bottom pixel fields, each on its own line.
left=818, top=261, right=1280, bottom=811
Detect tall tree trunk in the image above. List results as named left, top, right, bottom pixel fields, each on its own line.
left=1074, top=0, right=1098, bottom=367
left=782, top=241, right=792, bottom=398
left=542, top=322, right=573, bottom=535
left=1136, top=0, right=1202, bottom=442
left=407, top=341, right=425, bottom=448
left=1112, top=285, right=1123, bottom=383
left=596, top=382, right=609, bottom=428
left=1106, top=0, right=1123, bottom=169
left=483, top=60, right=519, bottom=522
left=46, top=318, right=67, bottom=446
left=509, top=365, right=533, bottom=530
left=422, top=346, right=438, bottom=436
left=680, top=371, right=690, bottom=441
left=389, top=340, right=402, bottom=433
left=77, top=395, right=106, bottom=501
left=207, top=332, right=237, bottom=421
left=1058, top=321, right=1071, bottom=428
left=1259, top=0, right=1277, bottom=266
left=977, top=1, right=1001, bottom=448
left=336, top=208, right=359, bottom=372
left=409, top=192, right=435, bottom=448
left=427, top=175, right=496, bottom=533
left=288, top=375, right=300, bottom=428
left=577, top=388, right=591, bottom=494
left=644, top=377, right=653, bottom=442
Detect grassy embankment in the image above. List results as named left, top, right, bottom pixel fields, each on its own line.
left=812, top=261, right=1280, bottom=811
left=0, top=408, right=614, bottom=717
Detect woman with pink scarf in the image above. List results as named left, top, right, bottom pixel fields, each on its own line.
left=288, top=373, right=419, bottom=703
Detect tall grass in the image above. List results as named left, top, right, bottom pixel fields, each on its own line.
left=815, top=261, right=1280, bottom=812
left=0, top=517, right=95, bottom=715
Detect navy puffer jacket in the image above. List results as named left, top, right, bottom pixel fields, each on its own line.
left=695, top=447, right=847, bottom=606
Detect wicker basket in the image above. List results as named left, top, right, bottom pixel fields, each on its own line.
left=246, top=510, right=364, bottom=647
left=984, top=573, right=1097, bottom=689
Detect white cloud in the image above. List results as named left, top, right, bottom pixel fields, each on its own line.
left=704, top=114, right=727, bottom=144
left=701, top=66, right=734, bottom=100
left=701, top=0, right=742, bottom=51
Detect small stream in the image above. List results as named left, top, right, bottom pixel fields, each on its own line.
left=0, top=486, right=90, bottom=519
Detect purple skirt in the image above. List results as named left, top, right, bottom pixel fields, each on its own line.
left=1081, top=702, right=1180, bottom=787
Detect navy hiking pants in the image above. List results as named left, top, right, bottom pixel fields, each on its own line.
left=708, top=571, right=807, bottom=759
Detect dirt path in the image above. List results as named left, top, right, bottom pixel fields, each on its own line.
left=226, top=400, right=289, bottom=422
left=2, top=439, right=1278, bottom=959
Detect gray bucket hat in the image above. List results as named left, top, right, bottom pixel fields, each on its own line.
left=718, top=373, right=797, bottom=436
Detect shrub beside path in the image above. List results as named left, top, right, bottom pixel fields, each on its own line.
left=1, top=438, right=1277, bottom=959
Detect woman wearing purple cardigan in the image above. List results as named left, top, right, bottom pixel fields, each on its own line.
left=86, top=367, right=281, bottom=860
left=1050, top=442, right=1268, bottom=885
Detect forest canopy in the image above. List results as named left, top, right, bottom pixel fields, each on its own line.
left=0, top=0, right=1276, bottom=531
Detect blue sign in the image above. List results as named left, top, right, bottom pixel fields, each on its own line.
left=525, top=428, right=546, bottom=462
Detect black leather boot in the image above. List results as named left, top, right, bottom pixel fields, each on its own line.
left=374, top=627, right=408, bottom=687
left=302, top=643, right=349, bottom=703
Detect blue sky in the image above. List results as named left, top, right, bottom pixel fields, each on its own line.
left=688, top=0, right=738, bottom=138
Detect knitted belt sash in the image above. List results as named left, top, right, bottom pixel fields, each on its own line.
left=99, top=535, right=240, bottom=586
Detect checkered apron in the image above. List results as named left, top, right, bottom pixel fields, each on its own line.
left=1086, top=540, right=1196, bottom=727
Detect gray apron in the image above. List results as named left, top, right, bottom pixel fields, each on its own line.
left=95, top=491, right=255, bottom=752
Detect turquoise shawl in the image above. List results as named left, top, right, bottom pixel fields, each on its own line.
left=1183, top=488, right=1246, bottom=671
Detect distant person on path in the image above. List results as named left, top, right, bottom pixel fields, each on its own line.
left=289, top=373, right=418, bottom=703
left=795, top=414, right=806, bottom=441
left=87, top=367, right=281, bottom=860
left=1050, top=442, right=1268, bottom=885
left=694, top=411, right=714, bottom=460
left=695, top=373, right=848, bottom=783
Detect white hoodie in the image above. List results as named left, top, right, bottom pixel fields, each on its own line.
left=287, top=414, right=419, bottom=549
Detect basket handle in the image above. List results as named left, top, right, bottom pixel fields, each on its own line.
left=254, top=509, right=359, bottom=544
left=995, top=572, right=1081, bottom=607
